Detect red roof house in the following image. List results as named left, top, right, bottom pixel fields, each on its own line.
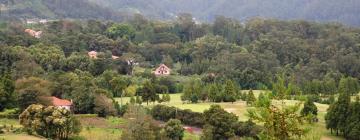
left=50, top=96, right=73, bottom=110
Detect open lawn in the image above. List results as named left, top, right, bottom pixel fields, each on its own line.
left=116, top=90, right=345, bottom=140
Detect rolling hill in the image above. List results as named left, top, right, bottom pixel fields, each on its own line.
left=0, top=0, right=125, bottom=21
left=89, top=0, right=360, bottom=26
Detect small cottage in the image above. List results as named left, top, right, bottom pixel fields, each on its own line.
left=88, top=51, right=98, bottom=59
left=88, top=51, right=119, bottom=59
left=50, top=96, right=73, bottom=110
left=24, top=29, right=42, bottom=38
left=154, top=64, right=171, bottom=76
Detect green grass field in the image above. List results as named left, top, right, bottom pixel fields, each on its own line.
left=115, top=90, right=345, bottom=140
left=0, top=90, right=346, bottom=140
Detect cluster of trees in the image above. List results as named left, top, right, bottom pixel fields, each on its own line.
left=151, top=104, right=261, bottom=139
left=325, top=93, right=360, bottom=139
left=180, top=79, right=241, bottom=103
left=121, top=105, right=185, bottom=140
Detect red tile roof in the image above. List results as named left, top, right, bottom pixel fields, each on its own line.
left=51, top=96, right=72, bottom=106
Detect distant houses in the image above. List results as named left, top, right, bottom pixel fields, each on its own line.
left=50, top=96, right=73, bottom=110
left=154, top=64, right=171, bottom=76
left=26, top=19, right=52, bottom=24
left=24, top=29, right=42, bottom=38
left=87, top=51, right=119, bottom=60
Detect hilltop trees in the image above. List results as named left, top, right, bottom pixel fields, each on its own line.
left=106, top=24, right=136, bottom=40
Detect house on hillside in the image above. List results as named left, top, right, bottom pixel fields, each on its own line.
left=24, top=29, right=42, bottom=38
left=88, top=51, right=98, bottom=59
left=154, top=64, right=171, bottom=76
left=88, top=51, right=120, bottom=60
left=50, top=96, right=73, bottom=110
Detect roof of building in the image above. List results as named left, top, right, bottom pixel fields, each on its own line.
left=157, top=64, right=170, bottom=70
left=51, top=96, right=72, bottom=106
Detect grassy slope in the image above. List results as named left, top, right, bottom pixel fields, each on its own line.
left=116, top=91, right=345, bottom=140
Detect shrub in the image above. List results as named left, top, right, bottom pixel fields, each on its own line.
left=151, top=105, right=205, bottom=127
left=19, top=104, right=81, bottom=139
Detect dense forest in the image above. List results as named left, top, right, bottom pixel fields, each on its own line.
left=1, top=14, right=360, bottom=91
left=1, top=13, right=360, bottom=139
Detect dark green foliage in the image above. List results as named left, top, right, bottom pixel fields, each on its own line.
left=181, top=80, right=201, bottom=103
left=106, top=24, right=136, bottom=40
left=0, top=73, right=15, bottom=111
left=338, top=77, right=360, bottom=95
left=223, top=80, right=237, bottom=103
left=203, top=105, right=238, bottom=139
left=301, top=98, right=318, bottom=116
left=301, top=97, right=318, bottom=123
left=325, top=92, right=351, bottom=136
left=234, top=120, right=262, bottom=138
left=164, top=119, right=185, bottom=140
left=140, top=80, right=159, bottom=105
left=345, top=97, right=360, bottom=139
left=151, top=105, right=205, bottom=128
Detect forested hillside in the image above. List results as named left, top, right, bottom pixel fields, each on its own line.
left=90, top=0, right=360, bottom=26
left=1, top=9, right=360, bottom=140
left=0, top=0, right=125, bottom=20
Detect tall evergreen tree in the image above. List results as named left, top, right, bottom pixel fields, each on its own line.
left=246, top=89, right=256, bottom=106
left=325, top=92, right=351, bottom=136
left=301, top=97, right=318, bottom=123
left=141, top=80, right=158, bottom=105
left=0, top=73, right=15, bottom=111
left=338, top=77, right=360, bottom=96
left=223, top=80, right=237, bottom=103
left=345, top=96, right=360, bottom=139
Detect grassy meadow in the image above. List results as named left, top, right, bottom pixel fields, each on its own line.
left=115, top=90, right=345, bottom=140
left=0, top=90, right=347, bottom=140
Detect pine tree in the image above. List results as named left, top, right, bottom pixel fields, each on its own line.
left=141, top=80, right=158, bottom=105
left=345, top=96, right=360, bottom=139
left=208, top=84, right=219, bottom=102
left=246, top=89, right=256, bottom=106
left=325, top=92, right=351, bottom=136
left=301, top=97, right=318, bottom=123
left=223, top=80, right=237, bottom=103
left=0, top=73, right=15, bottom=111
left=338, top=77, right=360, bottom=96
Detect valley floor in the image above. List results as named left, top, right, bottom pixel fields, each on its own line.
left=0, top=90, right=344, bottom=140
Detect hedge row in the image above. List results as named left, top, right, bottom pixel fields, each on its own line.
left=150, top=105, right=205, bottom=128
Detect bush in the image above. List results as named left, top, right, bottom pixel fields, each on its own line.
left=151, top=105, right=205, bottom=127
left=19, top=104, right=81, bottom=139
